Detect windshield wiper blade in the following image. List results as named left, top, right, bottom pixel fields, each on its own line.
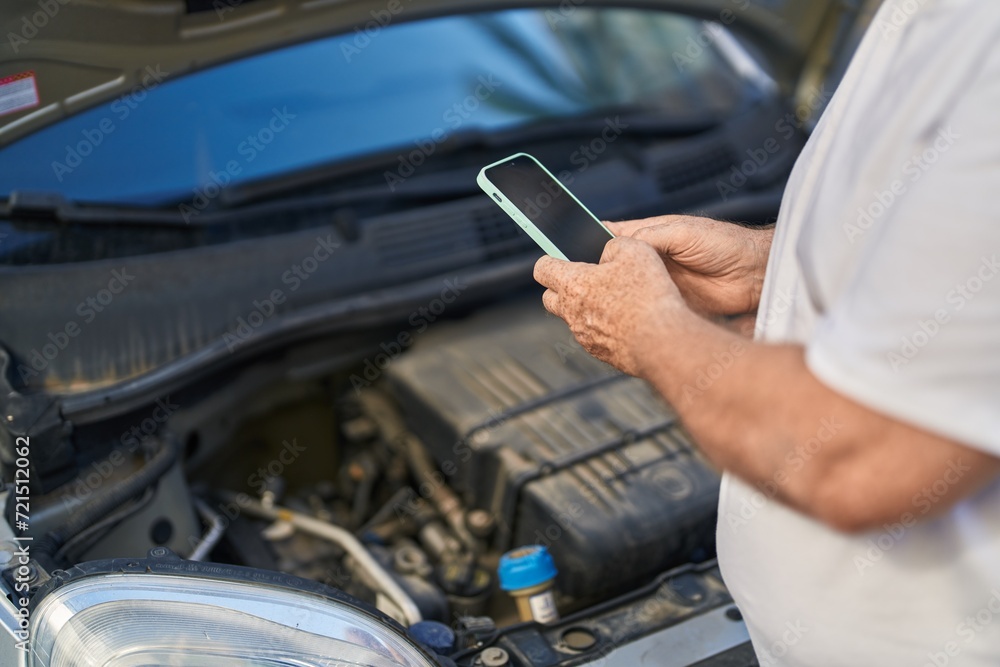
left=223, top=108, right=718, bottom=207
left=1, top=189, right=217, bottom=228
left=1, top=190, right=187, bottom=227
left=4, top=191, right=72, bottom=221
left=466, top=107, right=719, bottom=146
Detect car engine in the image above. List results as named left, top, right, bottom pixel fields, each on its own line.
left=174, top=299, right=721, bottom=624
left=0, top=298, right=742, bottom=665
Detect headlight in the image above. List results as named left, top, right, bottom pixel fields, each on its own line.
left=29, top=552, right=439, bottom=667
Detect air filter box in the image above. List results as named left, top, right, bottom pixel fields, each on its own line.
left=387, top=300, right=719, bottom=600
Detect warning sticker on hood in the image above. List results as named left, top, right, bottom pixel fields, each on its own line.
left=0, top=71, right=40, bottom=118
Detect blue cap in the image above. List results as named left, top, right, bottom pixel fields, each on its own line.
left=498, top=545, right=558, bottom=591
left=408, top=620, right=455, bottom=654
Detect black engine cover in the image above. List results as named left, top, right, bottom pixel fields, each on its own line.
left=388, top=299, right=719, bottom=600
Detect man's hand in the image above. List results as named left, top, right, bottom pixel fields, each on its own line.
left=607, top=215, right=773, bottom=318
left=533, top=236, right=690, bottom=377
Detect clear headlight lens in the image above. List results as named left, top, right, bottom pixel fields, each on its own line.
left=30, top=572, right=437, bottom=667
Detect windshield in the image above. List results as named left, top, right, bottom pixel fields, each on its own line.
left=0, top=8, right=747, bottom=206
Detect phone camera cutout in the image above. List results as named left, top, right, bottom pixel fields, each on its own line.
left=493, top=193, right=502, bottom=203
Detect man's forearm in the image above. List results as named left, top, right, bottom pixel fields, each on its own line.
left=640, top=309, right=1000, bottom=532
left=642, top=311, right=835, bottom=517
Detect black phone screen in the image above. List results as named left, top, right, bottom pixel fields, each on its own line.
left=484, top=155, right=613, bottom=263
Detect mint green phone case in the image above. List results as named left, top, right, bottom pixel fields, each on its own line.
left=477, top=152, right=613, bottom=261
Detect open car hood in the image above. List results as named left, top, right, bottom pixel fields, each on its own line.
left=0, top=0, right=879, bottom=147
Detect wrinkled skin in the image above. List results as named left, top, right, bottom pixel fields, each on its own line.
left=533, top=215, right=770, bottom=376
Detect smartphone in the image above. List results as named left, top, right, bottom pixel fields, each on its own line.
left=478, top=153, right=614, bottom=263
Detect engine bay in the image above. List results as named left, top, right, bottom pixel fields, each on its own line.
left=1, top=295, right=746, bottom=665
left=202, top=299, right=718, bottom=617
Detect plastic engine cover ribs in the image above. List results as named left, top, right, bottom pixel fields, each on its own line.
left=387, top=299, right=719, bottom=601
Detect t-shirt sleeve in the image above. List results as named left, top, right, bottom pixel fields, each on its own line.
left=805, top=46, right=1000, bottom=455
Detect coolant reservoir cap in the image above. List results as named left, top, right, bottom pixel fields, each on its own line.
left=498, top=545, right=558, bottom=591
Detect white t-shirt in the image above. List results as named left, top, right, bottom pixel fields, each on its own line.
left=717, top=1, right=1000, bottom=665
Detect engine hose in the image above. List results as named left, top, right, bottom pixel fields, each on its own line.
left=228, top=493, right=423, bottom=626
left=33, top=435, right=178, bottom=568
